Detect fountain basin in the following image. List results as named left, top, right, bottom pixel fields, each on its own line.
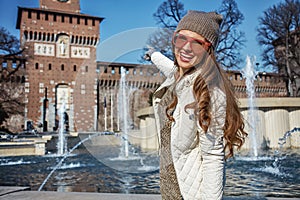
left=0, top=138, right=47, bottom=156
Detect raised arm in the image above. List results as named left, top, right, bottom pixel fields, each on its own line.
left=150, top=52, right=176, bottom=77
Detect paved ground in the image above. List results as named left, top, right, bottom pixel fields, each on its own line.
left=0, top=186, right=299, bottom=200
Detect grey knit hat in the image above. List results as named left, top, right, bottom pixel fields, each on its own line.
left=175, top=10, right=223, bottom=49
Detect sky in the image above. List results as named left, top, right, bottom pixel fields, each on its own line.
left=0, top=0, right=284, bottom=69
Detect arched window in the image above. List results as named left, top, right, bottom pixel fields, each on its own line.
left=24, top=30, right=28, bottom=40
left=61, top=64, right=64, bottom=71
left=73, top=65, right=77, bottom=71
left=35, top=63, right=39, bottom=69
left=29, top=31, right=33, bottom=40
left=34, top=31, right=37, bottom=40
left=47, top=33, right=50, bottom=41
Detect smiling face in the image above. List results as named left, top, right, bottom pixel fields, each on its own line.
left=173, top=30, right=211, bottom=75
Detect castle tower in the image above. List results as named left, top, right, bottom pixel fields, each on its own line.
left=16, top=0, right=103, bottom=132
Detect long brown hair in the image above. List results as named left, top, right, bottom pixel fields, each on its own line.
left=166, top=47, right=247, bottom=159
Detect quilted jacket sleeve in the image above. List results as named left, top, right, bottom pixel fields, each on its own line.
left=198, top=88, right=226, bottom=200
left=151, top=52, right=175, bottom=77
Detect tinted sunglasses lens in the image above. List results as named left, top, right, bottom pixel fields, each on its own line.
left=191, top=42, right=203, bottom=54
left=173, top=33, right=187, bottom=48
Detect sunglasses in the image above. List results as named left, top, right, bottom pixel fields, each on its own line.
left=172, top=33, right=211, bottom=54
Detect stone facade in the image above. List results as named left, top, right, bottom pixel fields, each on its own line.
left=16, top=0, right=103, bottom=132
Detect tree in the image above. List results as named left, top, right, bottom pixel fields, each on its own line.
left=0, top=26, right=25, bottom=131
left=257, top=0, right=300, bottom=96
left=145, top=0, right=245, bottom=69
left=217, top=0, right=246, bottom=69
left=143, top=0, right=186, bottom=60
left=0, top=27, right=21, bottom=56
left=153, top=0, right=186, bottom=29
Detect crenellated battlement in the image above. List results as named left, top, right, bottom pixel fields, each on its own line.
left=97, top=62, right=288, bottom=98
left=97, top=62, right=163, bottom=89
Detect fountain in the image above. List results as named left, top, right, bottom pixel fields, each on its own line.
left=57, top=101, right=67, bottom=155
left=38, top=132, right=107, bottom=191
left=278, top=127, right=300, bottom=147
left=119, top=66, right=129, bottom=158
left=242, top=56, right=259, bottom=157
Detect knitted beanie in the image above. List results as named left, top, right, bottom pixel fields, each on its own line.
left=175, top=10, right=223, bottom=49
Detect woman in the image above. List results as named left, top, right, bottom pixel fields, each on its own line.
left=148, top=11, right=247, bottom=200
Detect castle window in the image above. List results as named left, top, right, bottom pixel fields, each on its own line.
left=53, top=14, right=57, bottom=22
left=77, top=17, right=80, bottom=24
left=34, top=31, right=37, bottom=40
left=48, top=63, right=52, bottom=70
left=12, top=61, right=17, bottom=68
left=45, top=13, right=49, bottom=21
left=69, top=16, right=73, bottom=24
left=92, top=19, right=95, bottom=26
left=91, top=37, right=94, bottom=45
left=2, top=61, right=7, bottom=68
left=61, top=64, right=64, bottom=71
left=47, top=33, right=50, bottom=41
left=28, top=11, right=32, bottom=19
left=94, top=37, right=98, bottom=45
left=85, top=18, right=88, bottom=25
left=61, top=15, right=65, bottom=23
left=85, top=66, right=88, bottom=72
left=37, top=12, right=40, bottom=20
left=73, top=65, right=77, bottom=71
left=35, top=63, right=39, bottom=69
left=24, top=31, right=28, bottom=40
